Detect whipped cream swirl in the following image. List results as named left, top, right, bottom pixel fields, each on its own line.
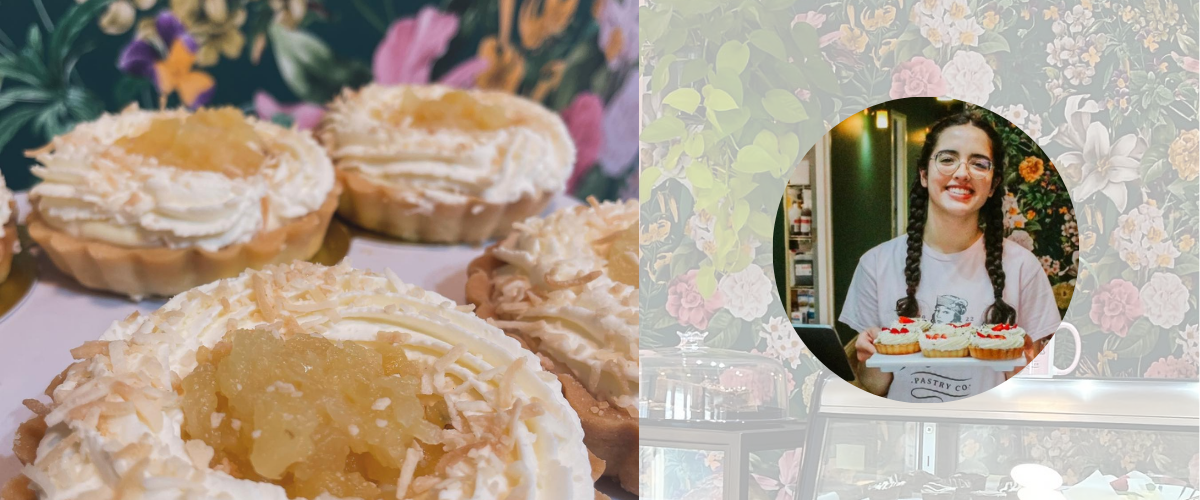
left=919, top=325, right=970, bottom=351
left=321, top=84, right=573, bottom=209
left=23, top=261, right=594, bottom=500
left=28, top=107, right=335, bottom=251
left=875, top=327, right=921, bottom=345
left=488, top=200, right=639, bottom=416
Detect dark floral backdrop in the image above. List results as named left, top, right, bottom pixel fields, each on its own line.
left=971, top=103, right=1078, bottom=317
left=0, top=0, right=639, bottom=202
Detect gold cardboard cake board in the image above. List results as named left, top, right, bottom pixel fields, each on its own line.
left=0, top=227, right=38, bottom=320
left=308, top=219, right=352, bottom=266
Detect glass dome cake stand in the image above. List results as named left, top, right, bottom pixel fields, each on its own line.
left=640, top=331, right=807, bottom=500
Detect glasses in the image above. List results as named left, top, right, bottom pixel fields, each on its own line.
left=932, top=150, right=993, bottom=179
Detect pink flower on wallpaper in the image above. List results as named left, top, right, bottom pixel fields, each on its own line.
left=253, top=91, right=325, bottom=130
left=666, top=270, right=724, bottom=330
left=372, top=6, right=486, bottom=88
left=791, top=11, right=827, bottom=29
left=561, top=92, right=605, bottom=192
left=751, top=448, right=803, bottom=500
left=1143, top=355, right=1198, bottom=379
left=890, top=56, right=947, bottom=99
left=1089, top=279, right=1144, bottom=337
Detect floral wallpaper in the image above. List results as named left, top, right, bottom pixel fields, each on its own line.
left=958, top=424, right=1197, bottom=490
left=972, top=103, right=1078, bottom=315
left=641, top=0, right=1196, bottom=497
left=0, top=0, right=639, bottom=201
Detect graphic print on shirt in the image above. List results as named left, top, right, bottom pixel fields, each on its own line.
left=904, top=368, right=974, bottom=401
left=931, top=294, right=970, bottom=324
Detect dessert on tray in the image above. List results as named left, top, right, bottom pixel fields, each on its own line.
left=318, top=84, right=575, bottom=244
left=919, top=323, right=971, bottom=358
left=464, top=199, right=639, bottom=494
left=7, top=261, right=600, bottom=499
left=873, top=317, right=927, bottom=355
left=25, top=106, right=339, bottom=299
left=970, top=324, right=1027, bottom=360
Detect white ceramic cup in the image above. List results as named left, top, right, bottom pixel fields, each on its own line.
left=1021, top=322, right=1081, bottom=377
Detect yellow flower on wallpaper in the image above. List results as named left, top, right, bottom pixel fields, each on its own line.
left=860, top=6, right=896, bottom=32
left=1019, top=156, right=1045, bottom=183
left=1180, top=235, right=1195, bottom=252
left=476, top=37, right=526, bottom=93
left=172, top=0, right=247, bottom=66
left=155, top=39, right=216, bottom=107
left=1056, top=282, right=1075, bottom=309
left=1169, top=129, right=1198, bottom=181
left=981, top=10, right=999, bottom=29
left=945, top=0, right=968, bottom=21
left=518, top=0, right=579, bottom=49
left=838, top=25, right=868, bottom=53
left=530, top=60, right=566, bottom=102
left=1044, top=6, right=1059, bottom=20
left=1080, top=231, right=1096, bottom=252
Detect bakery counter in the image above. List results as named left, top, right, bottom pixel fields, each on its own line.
left=800, top=376, right=1200, bottom=500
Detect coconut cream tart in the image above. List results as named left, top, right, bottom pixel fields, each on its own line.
left=26, top=105, right=339, bottom=299
left=466, top=198, right=639, bottom=494
left=6, top=261, right=602, bottom=500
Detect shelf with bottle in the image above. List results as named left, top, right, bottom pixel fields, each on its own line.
left=789, top=287, right=818, bottom=324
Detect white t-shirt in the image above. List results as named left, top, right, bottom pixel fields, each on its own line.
left=839, top=234, right=1061, bottom=403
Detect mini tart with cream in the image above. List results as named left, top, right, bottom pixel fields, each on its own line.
left=7, top=261, right=599, bottom=500
left=918, top=324, right=970, bottom=358
left=969, top=324, right=1027, bottom=360
left=26, top=105, right=339, bottom=299
left=0, top=171, right=18, bottom=283
left=317, top=84, right=574, bottom=244
left=874, top=325, right=922, bottom=355
left=464, top=199, right=638, bottom=494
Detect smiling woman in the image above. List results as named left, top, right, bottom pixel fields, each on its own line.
left=840, top=109, right=1065, bottom=402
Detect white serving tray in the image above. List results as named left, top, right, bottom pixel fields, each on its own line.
left=865, top=352, right=1027, bottom=373
left=0, top=193, right=634, bottom=498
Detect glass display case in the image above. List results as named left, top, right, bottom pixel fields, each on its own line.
left=640, top=331, right=807, bottom=500
left=799, top=377, right=1200, bottom=500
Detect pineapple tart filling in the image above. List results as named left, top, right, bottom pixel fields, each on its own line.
left=382, top=89, right=510, bottom=132
left=16, top=262, right=595, bottom=500
left=179, top=329, right=451, bottom=499
left=115, top=107, right=268, bottom=177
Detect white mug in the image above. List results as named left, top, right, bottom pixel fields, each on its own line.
left=1020, top=322, right=1081, bottom=378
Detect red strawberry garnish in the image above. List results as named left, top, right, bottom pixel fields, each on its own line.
left=898, top=317, right=914, bottom=324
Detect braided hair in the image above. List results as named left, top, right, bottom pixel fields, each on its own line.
left=894, top=112, right=1017, bottom=325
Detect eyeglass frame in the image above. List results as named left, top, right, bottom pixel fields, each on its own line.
left=929, top=150, right=995, bottom=179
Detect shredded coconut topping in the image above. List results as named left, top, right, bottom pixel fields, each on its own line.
left=23, top=261, right=594, bottom=500
left=487, top=200, right=640, bottom=416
